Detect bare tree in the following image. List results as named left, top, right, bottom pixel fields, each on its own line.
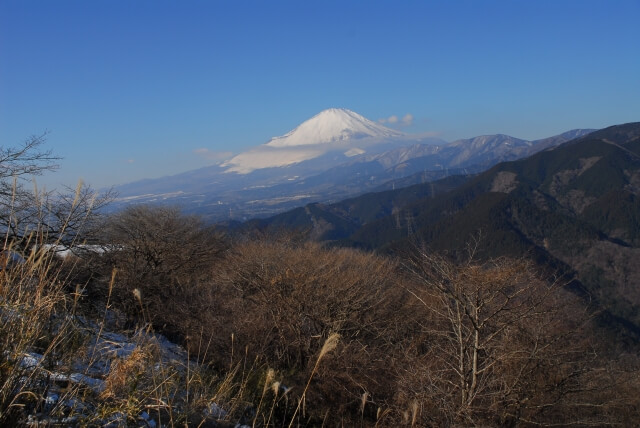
left=0, top=133, right=59, bottom=186
left=0, top=135, right=113, bottom=251
left=100, top=205, right=227, bottom=279
left=399, top=245, right=632, bottom=426
left=92, top=205, right=228, bottom=326
left=33, top=182, right=115, bottom=247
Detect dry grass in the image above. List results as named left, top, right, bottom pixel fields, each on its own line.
left=0, top=246, right=82, bottom=424
left=0, top=240, right=269, bottom=426
left=288, top=333, right=340, bottom=428
left=0, top=189, right=256, bottom=426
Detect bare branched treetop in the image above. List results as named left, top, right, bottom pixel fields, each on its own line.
left=0, top=132, right=60, bottom=181
left=1, top=134, right=115, bottom=249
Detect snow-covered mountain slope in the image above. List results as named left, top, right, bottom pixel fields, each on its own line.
left=445, top=134, right=531, bottom=167
left=265, top=108, right=403, bottom=147
left=222, top=108, right=405, bottom=173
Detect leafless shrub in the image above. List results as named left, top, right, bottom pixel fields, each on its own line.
left=88, top=204, right=228, bottom=333
left=210, top=238, right=408, bottom=424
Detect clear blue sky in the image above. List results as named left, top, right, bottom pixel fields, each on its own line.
left=1, top=0, right=639, bottom=189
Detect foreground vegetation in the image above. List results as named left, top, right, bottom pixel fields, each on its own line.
left=2, top=203, right=639, bottom=426
left=1, top=136, right=640, bottom=426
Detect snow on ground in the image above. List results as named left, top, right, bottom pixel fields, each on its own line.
left=11, top=313, right=250, bottom=427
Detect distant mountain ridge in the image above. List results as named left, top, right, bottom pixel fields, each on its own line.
left=112, top=108, right=595, bottom=220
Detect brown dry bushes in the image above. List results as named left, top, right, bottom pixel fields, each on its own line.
left=79, top=214, right=640, bottom=426
left=209, top=239, right=409, bottom=423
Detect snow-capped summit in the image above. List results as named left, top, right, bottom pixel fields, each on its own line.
left=265, top=108, right=403, bottom=148
left=222, top=108, right=405, bottom=173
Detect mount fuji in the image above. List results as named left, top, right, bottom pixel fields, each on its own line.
left=222, top=108, right=407, bottom=173
left=112, top=109, right=594, bottom=221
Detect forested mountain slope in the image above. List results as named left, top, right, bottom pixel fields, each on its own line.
left=347, top=122, right=640, bottom=336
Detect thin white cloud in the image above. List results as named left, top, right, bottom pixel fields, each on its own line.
left=193, top=148, right=233, bottom=162
left=379, top=113, right=413, bottom=127
left=124, top=159, right=135, bottom=164
left=401, top=113, right=414, bottom=126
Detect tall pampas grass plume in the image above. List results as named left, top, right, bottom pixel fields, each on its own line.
left=288, top=333, right=340, bottom=428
